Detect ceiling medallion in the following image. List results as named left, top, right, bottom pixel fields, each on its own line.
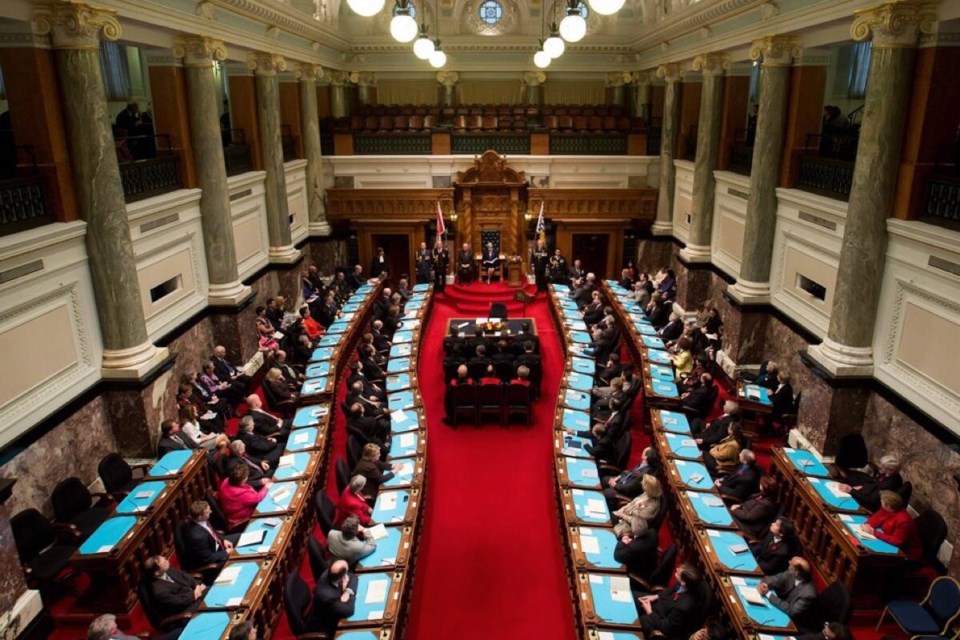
left=462, top=0, right=520, bottom=36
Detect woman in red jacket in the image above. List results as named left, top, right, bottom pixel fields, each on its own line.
left=219, top=464, right=269, bottom=529
left=861, top=490, right=920, bottom=560
left=334, top=475, right=373, bottom=527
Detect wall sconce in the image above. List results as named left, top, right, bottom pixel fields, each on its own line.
left=524, top=210, right=533, bottom=223
left=450, top=210, right=459, bottom=223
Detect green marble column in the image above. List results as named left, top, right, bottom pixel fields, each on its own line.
left=521, top=71, right=543, bottom=106
left=731, top=36, right=799, bottom=304
left=809, top=1, right=936, bottom=375
left=35, top=1, right=167, bottom=378
left=653, top=64, right=681, bottom=235
left=683, top=53, right=727, bottom=262
left=632, top=71, right=651, bottom=122
left=177, top=37, right=251, bottom=305
left=250, top=52, right=299, bottom=264
left=297, top=63, right=331, bottom=237
left=328, top=71, right=349, bottom=119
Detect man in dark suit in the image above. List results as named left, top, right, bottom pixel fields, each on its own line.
left=568, top=259, right=585, bottom=284
left=181, top=500, right=238, bottom=579
left=839, top=454, right=903, bottom=512
left=309, top=560, right=358, bottom=632
left=443, top=325, right=463, bottom=355
left=638, top=563, right=703, bottom=638
left=457, top=242, right=474, bottom=284
left=750, top=517, right=795, bottom=574
left=237, top=417, right=282, bottom=467
left=433, top=239, right=450, bottom=292
left=731, top=476, right=780, bottom=539
left=693, top=401, right=740, bottom=449
left=224, top=441, right=272, bottom=488
left=716, top=450, right=761, bottom=501
left=758, top=556, right=816, bottom=621
left=415, top=241, right=433, bottom=284
left=681, top=373, right=716, bottom=419
left=347, top=403, right=389, bottom=448
left=614, top=527, right=658, bottom=581
left=603, top=447, right=660, bottom=508
left=345, top=265, right=365, bottom=290
left=532, top=238, right=549, bottom=293
left=515, top=341, right=542, bottom=390
left=468, top=345, right=492, bottom=380
left=142, top=555, right=204, bottom=619
left=490, top=341, right=516, bottom=381
left=210, top=345, right=251, bottom=392
left=245, top=394, right=291, bottom=439
left=370, top=246, right=388, bottom=279
left=157, top=420, right=195, bottom=457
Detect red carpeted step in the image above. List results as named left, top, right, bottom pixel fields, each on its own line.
left=453, top=301, right=526, bottom=315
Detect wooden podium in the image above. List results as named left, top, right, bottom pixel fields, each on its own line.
left=505, top=258, right=523, bottom=286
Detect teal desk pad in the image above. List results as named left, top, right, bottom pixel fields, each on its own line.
left=567, top=371, right=594, bottom=391
left=408, top=292, right=427, bottom=302
left=346, top=572, right=394, bottom=622
left=563, top=388, right=591, bottom=411
left=293, top=404, right=329, bottom=428
left=663, top=432, right=702, bottom=459
left=389, top=431, right=419, bottom=458
left=561, top=434, right=594, bottom=459
left=782, top=448, right=830, bottom=478
left=382, top=458, right=417, bottom=488
left=286, top=427, right=320, bottom=452
left=565, top=319, right=588, bottom=332
left=635, top=323, right=658, bottom=336
left=572, top=357, right=595, bottom=374
left=571, top=488, right=611, bottom=524
left=650, top=380, right=679, bottom=398
left=405, top=300, right=423, bottom=311
left=392, top=330, right=413, bottom=344
left=318, top=334, right=342, bottom=348
left=742, top=384, right=773, bottom=405
left=356, top=525, right=403, bottom=569
left=254, top=481, right=298, bottom=515
left=412, top=283, right=430, bottom=292
left=305, top=361, right=331, bottom=378
left=79, top=515, right=137, bottom=554
left=273, top=452, right=313, bottom=480
left=148, top=450, right=194, bottom=477
left=703, top=528, right=760, bottom=573
left=657, top=409, right=691, bottom=434
left=233, top=517, right=283, bottom=556
left=340, top=313, right=356, bottom=323
left=837, top=514, right=900, bottom=554
left=646, top=349, right=673, bottom=365
left=806, top=477, right=862, bottom=512
left=387, top=390, right=415, bottom=412
left=178, top=612, right=231, bottom=640
left=684, top=490, right=733, bottom=527
left=115, top=481, right=167, bottom=514
left=641, top=335, right=665, bottom=349
left=570, top=331, right=592, bottom=344
left=564, top=456, right=601, bottom=488
left=576, top=526, right=621, bottom=570
left=309, top=347, right=334, bottom=362
left=648, top=363, right=675, bottom=382
left=729, top=576, right=794, bottom=629
left=562, top=408, right=592, bottom=431
left=327, top=321, right=349, bottom=335
left=356, top=285, right=374, bottom=294
left=300, top=377, right=329, bottom=396
left=671, top=459, right=711, bottom=490
left=203, top=560, right=260, bottom=607
left=387, top=357, right=411, bottom=373
left=398, top=318, right=419, bottom=331
left=587, top=573, right=640, bottom=625
left=372, top=489, right=410, bottom=523
left=386, top=373, right=411, bottom=392
left=341, top=302, right=360, bottom=312
left=552, top=283, right=571, bottom=292
left=389, top=343, right=413, bottom=359
left=390, top=408, right=419, bottom=433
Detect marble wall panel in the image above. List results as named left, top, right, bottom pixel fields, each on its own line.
left=0, top=500, right=27, bottom=616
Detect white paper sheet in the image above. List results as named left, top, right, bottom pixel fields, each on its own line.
left=135, top=490, right=154, bottom=499
left=740, top=587, right=767, bottom=606
left=215, top=565, right=242, bottom=584
left=226, top=597, right=243, bottom=607
left=237, top=529, right=267, bottom=548
left=367, top=523, right=388, bottom=540
left=391, top=409, right=410, bottom=423
left=399, top=433, right=416, bottom=448
left=706, top=529, right=720, bottom=538
left=293, top=433, right=310, bottom=444
left=364, top=579, right=389, bottom=604
left=703, top=496, right=724, bottom=507
left=588, top=574, right=602, bottom=584
left=609, top=576, right=631, bottom=602
left=579, top=535, right=600, bottom=555
left=278, top=454, right=295, bottom=468
left=379, top=493, right=398, bottom=511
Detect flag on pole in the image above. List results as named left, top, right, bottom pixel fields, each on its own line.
left=436, top=201, right=446, bottom=237
left=535, top=201, right=545, bottom=243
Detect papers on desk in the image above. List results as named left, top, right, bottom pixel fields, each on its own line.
left=270, top=487, right=291, bottom=503
left=367, top=523, right=388, bottom=541
left=399, top=433, right=416, bottom=448
left=391, top=409, right=410, bottom=423
left=379, top=493, right=398, bottom=510
left=579, top=468, right=599, bottom=479
left=272, top=331, right=284, bottom=340
left=396, top=461, right=414, bottom=478
left=237, top=529, right=267, bottom=548
left=589, top=574, right=602, bottom=584
left=706, top=529, right=720, bottom=538
left=456, top=322, right=469, bottom=329
left=367, top=611, right=384, bottom=620
left=562, top=447, right=583, bottom=457
left=856, top=526, right=877, bottom=540
left=729, top=544, right=750, bottom=554
left=580, top=534, right=600, bottom=555
left=365, top=579, right=389, bottom=604
left=825, top=481, right=851, bottom=498
left=609, top=576, right=632, bottom=602
left=97, top=545, right=113, bottom=554
left=740, top=586, right=767, bottom=606
left=215, top=565, right=242, bottom=584
left=689, top=474, right=704, bottom=484
left=293, top=432, right=310, bottom=445
left=598, top=633, right=617, bottom=640
left=226, top=597, right=243, bottom=607
left=311, top=406, right=329, bottom=418
left=135, top=490, right=155, bottom=499
left=680, top=438, right=697, bottom=448
left=278, top=454, right=295, bottom=468
left=585, top=498, right=607, bottom=518
left=703, top=496, right=724, bottom=507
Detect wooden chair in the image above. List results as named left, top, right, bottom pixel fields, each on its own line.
left=504, top=383, right=531, bottom=425
left=350, top=115, right=365, bottom=130
left=393, top=115, right=409, bottom=130
left=423, top=114, right=436, bottom=130
left=364, top=116, right=379, bottom=131
left=378, top=115, right=394, bottom=131
left=408, top=115, right=423, bottom=131
left=477, top=383, right=504, bottom=425
left=467, top=115, right=483, bottom=131
left=572, top=115, right=589, bottom=131
left=544, top=115, right=559, bottom=131
left=558, top=115, right=574, bottom=131
left=453, top=115, right=468, bottom=131
left=482, top=115, right=497, bottom=130
left=589, top=115, right=604, bottom=132
left=451, top=384, right=478, bottom=427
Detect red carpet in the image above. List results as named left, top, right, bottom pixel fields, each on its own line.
left=403, top=283, right=577, bottom=640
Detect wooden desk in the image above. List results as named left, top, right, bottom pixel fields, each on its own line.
left=446, top=317, right=538, bottom=338
left=716, top=575, right=798, bottom=637
left=337, top=570, right=406, bottom=630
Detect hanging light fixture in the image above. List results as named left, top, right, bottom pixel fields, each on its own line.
left=390, top=0, right=419, bottom=42
left=429, top=39, right=447, bottom=67
left=347, top=0, right=386, bottom=17
left=559, top=0, right=586, bottom=42
left=588, top=0, right=624, bottom=16
left=534, top=47, right=551, bottom=68
left=544, top=22, right=565, bottom=58
left=413, top=23, right=435, bottom=59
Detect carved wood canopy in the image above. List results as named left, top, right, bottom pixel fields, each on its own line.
left=455, top=150, right=527, bottom=186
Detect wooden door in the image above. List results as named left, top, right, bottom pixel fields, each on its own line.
left=571, top=233, right=610, bottom=279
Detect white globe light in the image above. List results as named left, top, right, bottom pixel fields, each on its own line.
left=429, top=48, right=447, bottom=68
left=559, top=12, right=586, bottom=42
left=347, top=0, right=385, bottom=17
left=534, top=50, right=552, bottom=68
left=390, top=13, right=418, bottom=42
left=543, top=34, right=565, bottom=58
left=413, top=35, right=435, bottom=59
left=588, top=0, right=624, bottom=15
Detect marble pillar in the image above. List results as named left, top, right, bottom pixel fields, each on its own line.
left=358, top=82, right=373, bottom=106
left=632, top=71, right=651, bottom=121
left=807, top=1, right=936, bottom=376
left=250, top=52, right=300, bottom=264
left=177, top=37, right=251, bottom=306
left=521, top=71, right=545, bottom=106
left=328, top=71, right=348, bottom=118
left=607, top=72, right=625, bottom=107
left=297, top=63, right=332, bottom=237
left=34, top=1, right=168, bottom=379
left=437, top=71, right=460, bottom=108
left=730, top=36, right=799, bottom=304
left=682, top=53, right=727, bottom=263
left=653, top=64, right=681, bottom=235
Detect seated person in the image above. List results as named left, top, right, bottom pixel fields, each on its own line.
left=237, top=416, right=282, bottom=468
left=219, top=464, right=269, bottom=529
left=730, top=476, right=780, bottom=539
left=757, top=556, right=816, bottom=621
left=797, top=622, right=851, bottom=640
left=142, top=555, right=205, bottom=620
left=443, top=325, right=463, bottom=355
left=468, top=345, right=492, bottom=380
left=481, top=242, right=500, bottom=284
left=658, top=312, right=684, bottom=343
left=670, top=337, right=695, bottom=381
left=275, top=350, right=304, bottom=385
left=755, top=360, right=779, bottom=390
left=477, top=364, right=503, bottom=386
left=352, top=443, right=402, bottom=497
left=692, top=401, right=740, bottom=449
left=716, top=449, right=761, bottom=501
left=199, top=361, right=243, bottom=406
left=680, top=373, right=716, bottom=420
left=157, top=419, right=197, bottom=457
left=704, top=423, right=746, bottom=476
left=178, top=405, right=227, bottom=452
left=86, top=614, right=144, bottom=640
left=602, top=447, right=660, bottom=508
left=309, top=560, right=358, bottom=632
left=264, top=367, right=299, bottom=405
left=770, top=370, right=795, bottom=424
left=211, top=345, right=252, bottom=391
left=637, top=563, right=703, bottom=638
left=838, top=455, right=903, bottom=512
left=228, top=622, right=256, bottom=640
left=750, top=516, right=796, bottom=575
left=245, top=393, right=292, bottom=439
left=596, top=353, right=624, bottom=386
left=326, top=515, right=376, bottom=565
left=334, top=475, right=373, bottom=527
left=613, top=518, right=658, bottom=581
left=457, top=243, right=474, bottom=284
left=509, top=364, right=532, bottom=388
left=223, top=440, right=273, bottom=489
left=347, top=403, right=389, bottom=450
left=860, top=490, right=920, bottom=559
left=612, top=475, right=662, bottom=533
left=181, top=499, right=238, bottom=575
left=490, top=341, right=516, bottom=380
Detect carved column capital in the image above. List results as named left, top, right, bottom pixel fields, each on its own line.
left=247, top=52, right=287, bottom=76
left=691, top=52, right=729, bottom=76
left=631, top=70, right=653, bottom=85
left=750, top=35, right=801, bottom=66
left=294, top=62, right=324, bottom=81
left=173, top=36, right=227, bottom=67
left=327, top=69, right=349, bottom=86
left=520, top=71, right=545, bottom=87
left=851, top=1, right=937, bottom=48
left=436, top=70, right=460, bottom=87
left=32, top=0, right=121, bottom=50
left=606, top=71, right=630, bottom=87
left=656, top=63, right=682, bottom=83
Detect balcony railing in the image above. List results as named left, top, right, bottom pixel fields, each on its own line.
left=281, top=124, right=297, bottom=162
left=118, top=135, right=182, bottom=203
left=452, top=132, right=530, bottom=155
left=224, top=129, right=253, bottom=177
left=354, top=132, right=432, bottom=155
left=548, top=133, right=627, bottom=155
left=0, top=176, right=50, bottom=235
left=794, top=133, right=859, bottom=201
left=646, top=127, right=662, bottom=156
left=924, top=175, right=960, bottom=224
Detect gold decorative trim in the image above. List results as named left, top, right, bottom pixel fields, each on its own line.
left=247, top=52, right=286, bottom=76
left=850, top=1, right=937, bottom=48
left=749, top=35, right=801, bottom=66
left=691, top=52, right=730, bottom=76
left=173, top=35, right=227, bottom=67
left=32, top=0, right=121, bottom=50
left=295, top=63, right=324, bottom=81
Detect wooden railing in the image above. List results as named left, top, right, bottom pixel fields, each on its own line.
left=796, top=155, right=854, bottom=201
left=224, top=129, right=253, bottom=177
